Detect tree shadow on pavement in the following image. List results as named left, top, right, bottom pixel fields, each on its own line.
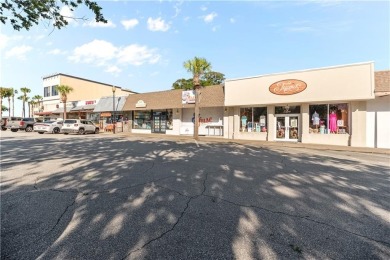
left=1, top=135, right=389, bottom=259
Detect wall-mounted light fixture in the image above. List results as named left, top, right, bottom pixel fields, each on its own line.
left=224, top=107, right=228, bottom=112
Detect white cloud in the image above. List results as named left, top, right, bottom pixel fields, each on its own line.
left=203, top=12, right=217, bottom=23
left=212, top=26, right=219, bottom=32
left=105, top=65, right=122, bottom=75
left=60, top=6, right=75, bottom=24
left=83, top=20, right=116, bottom=28
left=68, top=40, right=117, bottom=65
left=121, top=19, right=139, bottom=30
left=0, top=34, right=9, bottom=50
left=5, top=45, right=33, bottom=60
left=47, top=49, right=67, bottom=55
left=230, top=18, right=236, bottom=24
left=147, top=17, right=170, bottom=32
left=117, top=44, right=160, bottom=66
left=0, top=34, right=24, bottom=50
left=200, top=6, right=208, bottom=11
left=184, top=16, right=190, bottom=22
left=68, top=40, right=161, bottom=73
left=172, top=1, right=182, bottom=18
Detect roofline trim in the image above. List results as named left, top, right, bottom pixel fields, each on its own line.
left=42, top=73, right=137, bottom=93
left=225, top=61, right=375, bottom=82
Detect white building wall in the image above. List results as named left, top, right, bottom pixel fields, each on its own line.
left=366, top=95, right=390, bottom=148
left=180, top=107, right=224, bottom=136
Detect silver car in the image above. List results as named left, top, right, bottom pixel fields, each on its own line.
left=61, top=119, right=100, bottom=135
left=34, top=121, right=63, bottom=134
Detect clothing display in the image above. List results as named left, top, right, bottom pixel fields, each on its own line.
left=241, top=115, right=247, bottom=127
left=312, top=111, right=320, bottom=125
left=329, top=112, right=337, bottom=132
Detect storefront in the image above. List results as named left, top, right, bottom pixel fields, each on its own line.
left=122, top=85, right=225, bottom=136
left=93, top=96, right=130, bottom=132
left=224, top=62, right=376, bottom=147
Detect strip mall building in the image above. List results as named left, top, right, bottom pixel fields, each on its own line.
left=223, top=62, right=389, bottom=148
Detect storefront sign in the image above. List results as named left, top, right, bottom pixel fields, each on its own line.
left=101, top=112, right=111, bottom=117
left=269, top=79, right=307, bottom=95
left=135, top=100, right=147, bottom=108
left=182, top=90, right=195, bottom=104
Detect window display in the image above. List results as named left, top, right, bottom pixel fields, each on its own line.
left=309, top=104, right=349, bottom=134
left=240, top=107, right=267, bottom=132
left=133, top=111, right=152, bottom=129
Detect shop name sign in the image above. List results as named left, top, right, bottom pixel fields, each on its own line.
left=269, top=79, right=307, bottom=95
left=135, top=100, right=146, bottom=108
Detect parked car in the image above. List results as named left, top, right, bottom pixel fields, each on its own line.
left=1, top=117, right=9, bottom=130
left=5, top=116, right=23, bottom=132
left=61, top=119, right=100, bottom=135
left=34, top=121, right=63, bottom=134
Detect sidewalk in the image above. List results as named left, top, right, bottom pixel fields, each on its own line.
left=105, top=131, right=390, bottom=155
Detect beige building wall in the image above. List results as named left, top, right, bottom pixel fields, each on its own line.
left=225, top=62, right=375, bottom=106
left=350, top=101, right=367, bottom=147
left=60, top=75, right=132, bottom=101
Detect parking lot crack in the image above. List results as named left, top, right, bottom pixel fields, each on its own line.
left=202, top=194, right=390, bottom=247
left=122, top=196, right=193, bottom=260
left=122, top=173, right=209, bottom=259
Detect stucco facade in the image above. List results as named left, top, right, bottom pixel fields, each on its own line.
left=38, top=73, right=135, bottom=119
left=224, top=62, right=379, bottom=147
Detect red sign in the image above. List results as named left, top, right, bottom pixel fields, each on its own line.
left=86, top=101, right=95, bottom=105
left=269, top=79, right=307, bottom=95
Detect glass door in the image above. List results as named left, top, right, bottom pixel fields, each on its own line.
left=275, top=115, right=299, bottom=141
left=152, top=112, right=167, bottom=133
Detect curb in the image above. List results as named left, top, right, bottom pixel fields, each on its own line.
left=103, top=132, right=390, bottom=155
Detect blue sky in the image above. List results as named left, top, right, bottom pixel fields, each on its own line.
left=1, top=0, right=389, bottom=116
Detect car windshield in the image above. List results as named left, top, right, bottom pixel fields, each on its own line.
left=44, top=121, right=55, bottom=124
left=64, top=120, right=77, bottom=124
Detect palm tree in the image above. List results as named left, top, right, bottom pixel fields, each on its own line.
left=19, top=87, right=31, bottom=117
left=3, top=88, right=13, bottom=117
left=12, top=89, right=18, bottom=116
left=183, top=57, right=212, bottom=140
left=0, top=87, right=9, bottom=117
left=32, top=95, right=43, bottom=115
left=56, top=85, right=74, bottom=120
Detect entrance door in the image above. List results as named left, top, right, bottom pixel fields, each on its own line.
left=275, top=115, right=299, bottom=141
left=152, top=112, right=167, bottom=133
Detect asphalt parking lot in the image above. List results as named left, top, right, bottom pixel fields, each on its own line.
left=1, top=130, right=390, bottom=259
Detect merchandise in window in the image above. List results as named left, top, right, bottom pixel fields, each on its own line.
left=240, top=107, right=267, bottom=132
left=133, top=111, right=152, bottom=129
left=309, top=104, right=348, bottom=134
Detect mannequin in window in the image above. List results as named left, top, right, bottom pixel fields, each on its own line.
left=241, top=114, right=247, bottom=131
left=312, top=111, right=320, bottom=128
left=329, top=110, right=337, bottom=133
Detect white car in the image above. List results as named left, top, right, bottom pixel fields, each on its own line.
left=34, top=121, right=63, bottom=134
left=61, top=119, right=100, bottom=135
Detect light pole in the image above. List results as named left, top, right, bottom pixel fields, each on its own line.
left=112, top=86, right=116, bottom=134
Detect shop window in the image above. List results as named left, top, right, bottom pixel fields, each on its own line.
left=309, top=103, right=349, bottom=134
left=88, top=113, right=100, bottom=124
left=240, top=107, right=267, bottom=132
left=133, top=111, right=152, bottom=129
